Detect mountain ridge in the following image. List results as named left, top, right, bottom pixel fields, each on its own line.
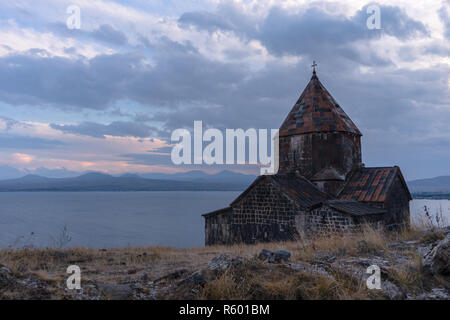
left=0, top=170, right=256, bottom=192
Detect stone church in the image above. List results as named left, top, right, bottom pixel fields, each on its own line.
left=203, top=67, right=412, bottom=245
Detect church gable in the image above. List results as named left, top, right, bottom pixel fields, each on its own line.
left=230, top=174, right=330, bottom=211
left=229, top=176, right=300, bottom=242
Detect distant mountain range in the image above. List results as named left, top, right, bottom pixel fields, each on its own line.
left=408, top=176, right=450, bottom=199
left=0, top=170, right=256, bottom=192
left=0, top=167, right=449, bottom=197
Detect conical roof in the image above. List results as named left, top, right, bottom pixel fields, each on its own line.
left=279, top=71, right=362, bottom=137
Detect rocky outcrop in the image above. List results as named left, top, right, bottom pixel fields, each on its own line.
left=1, top=228, right=449, bottom=300
left=0, top=264, right=14, bottom=288
left=422, top=233, right=449, bottom=277
left=258, top=249, right=291, bottom=263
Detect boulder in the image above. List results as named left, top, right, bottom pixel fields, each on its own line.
left=417, top=288, right=450, bottom=300
left=152, top=269, right=188, bottom=283
left=207, top=253, right=242, bottom=271
left=258, top=249, right=291, bottom=263
left=0, top=263, right=14, bottom=287
left=273, top=250, right=291, bottom=263
left=422, top=234, right=450, bottom=277
left=257, top=249, right=273, bottom=261
left=381, top=280, right=406, bottom=300
left=96, top=283, right=133, bottom=300
left=178, top=271, right=206, bottom=286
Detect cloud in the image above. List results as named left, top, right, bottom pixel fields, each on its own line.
left=0, top=135, right=65, bottom=149
left=49, top=23, right=129, bottom=46
left=120, top=152, right=174, bottom=166
left=50, top=121, right=160, bottom=138
left=0, top=116, right=17, bottom=130
left=439, top=4, right=450, bottom=39
left=0, top=1, right=448, bottom=179
left=13, top=152, right=34, bottom=163
left=178, top=2, right=256, bottom=36
left=179, top=4, right=428, bottom=59
left=0, top=37, right=247, bottom=111
left=150, top=146, right=173, bottom=154
left=0, top=50, right=142, bottom=109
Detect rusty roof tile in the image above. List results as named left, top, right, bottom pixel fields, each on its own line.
left=338, top=167, right=411, bottom=203
left=279, top=72, right=362, bottom=137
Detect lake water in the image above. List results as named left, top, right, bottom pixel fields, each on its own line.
left=0, top=192, right=449, bottom=248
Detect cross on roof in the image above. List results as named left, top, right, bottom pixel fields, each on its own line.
left=311, top=61, right=317, bottom=74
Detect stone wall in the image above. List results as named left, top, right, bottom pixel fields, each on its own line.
left=302, top=206, right=356, bottom=234
left=230, top=178, right=299, bottom=244
left=299, top=206, right=387, bottom=235
left=204, top=208, right=232, bottom=246
left=278, top=132, right=362, bottom=180
left=203, top=175, right=401, bottom=245
left=383, top=176, right=411, bottom=229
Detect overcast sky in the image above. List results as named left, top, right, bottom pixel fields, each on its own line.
left=0, top=0, right=449, bottom=180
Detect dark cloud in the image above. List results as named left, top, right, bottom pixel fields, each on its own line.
left=179, top=11, right=236, bottom=32
left=178, top=2, right=256, bottom=36
left=179, top=4, right=428, bottom=59
left=50, top=121, right=160, bottom=138
left=90, top=24, right=129, bottom=46
left=49, top=23, right=129, bottom=46
left=120, top=152, right=174, bottom=166
left=1, top=3, right=448, bottom=179
left=0, top=38, right=245, bottom=111
left=439, top=5, right=450, bottom=39
left=0, top=135, right=65, bottom=149
left=0, top=116, right=18, bottom=129
left=150, top=146, right=173, bottom=154
left=0, top=50, right=141, bottom=109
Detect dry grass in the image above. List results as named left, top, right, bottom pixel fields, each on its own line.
left=388, top=253, right=424, bottom=293
left=0, top=223, right=441, bottom=300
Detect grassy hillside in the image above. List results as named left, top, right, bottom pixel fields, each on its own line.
left=1, top=223, right=448, bottom=300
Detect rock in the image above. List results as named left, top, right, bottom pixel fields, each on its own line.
left=0, top=263, right=14, bottom=287
left=178, top=271, right=206, bottom=286
left=312, top=251, right=337, bottom=263
left=153, top=269, right=188, bottom=283
left=273, top=250, right=291, bottom=262
left=207, top=253, right=242, bottom=271
left=288, top=262, right=331, bottom=277
left=417, top=288, right=450, bottom=300
left=382, top=280, right=406, bottom=300
left=258, top=249, right=273, bottom=261
left=96, top=284, right=133, bottom=300
left=258, top=249, right=291, bottom=263
left=422, top=233, right=450, bottom=276
left=389, top=240, right=418, bottom=250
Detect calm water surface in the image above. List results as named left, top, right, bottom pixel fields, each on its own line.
left=0, top=192, right=448, bottom=248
